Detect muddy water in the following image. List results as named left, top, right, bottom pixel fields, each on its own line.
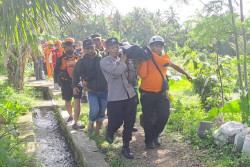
left=33, top=109, right=78, bottom=167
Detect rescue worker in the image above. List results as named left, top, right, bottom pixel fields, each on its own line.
left=138, top=36, right=192, bottom=149
left=100, top=38, right=137, bottom=159
left=72, top=38, right=108, bottom=135
left=44, top=40, right=54, bottom=78
left=50, top=40, right=64, bottom=90
left=54, top=38, right=84, bottom=129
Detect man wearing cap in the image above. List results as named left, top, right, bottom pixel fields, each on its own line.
left=100, top=37, right=137, bottom=159
left=72, top=38, right=108, bottom=135
left=91, top=33, right=108, bottom=57
left=54, top=38, right=84, bottom=130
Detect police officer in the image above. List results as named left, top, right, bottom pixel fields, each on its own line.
left=100, top=38, right=137, bottom=159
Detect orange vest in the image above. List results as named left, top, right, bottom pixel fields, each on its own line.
left=138, top=52, right=171, bottom=92
left=60, top=56, right=77, bottom=79
left=52, top=48, right=64, bottom=68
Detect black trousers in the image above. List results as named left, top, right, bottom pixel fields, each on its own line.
left=107, top=96, right=137, bottom=145
left=140, top=90, right=170, bottom=144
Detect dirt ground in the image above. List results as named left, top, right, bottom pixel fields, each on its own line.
left=109, top=122, right=203, bottom=167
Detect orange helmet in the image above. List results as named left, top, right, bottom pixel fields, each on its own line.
left=64, top=38, right=75, bottom=47
left=55, top=40, right=62, bottom=45
left=65, top=38, right=75, bottom=43
left=47, top=40, right=54, bottom=45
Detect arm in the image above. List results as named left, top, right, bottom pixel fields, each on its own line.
left=137, top=61, right=148, bottom=79
left=54, top=56, right=62, bottom=83
left=71, top=61, right=81, bottom=88
left=100, top=57, right=127, bottom=75
left=170, top=63, right=192, bottom=82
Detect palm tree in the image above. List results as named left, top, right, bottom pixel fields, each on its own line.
left=164, top=6, right=180, bottom=26
left=0, top=0, right=108, bottom=90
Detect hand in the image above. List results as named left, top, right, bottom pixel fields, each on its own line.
left=35, top=59, right=38, bottom=64
left=120, top=54, right=127, bottom=62
left=73, top=87, right=80, bottom=95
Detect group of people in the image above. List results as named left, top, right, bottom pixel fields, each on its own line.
left=32, top=33, right=192, bottom=159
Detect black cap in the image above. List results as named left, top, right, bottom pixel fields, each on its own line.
left=91, top=33, right=102, bottom=39
left=82, top=39, right=95, bottom=48
left=106, top=38, right=119, bottom=47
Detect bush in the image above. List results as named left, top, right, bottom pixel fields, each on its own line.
left=0, top=81, right=37, bottom=167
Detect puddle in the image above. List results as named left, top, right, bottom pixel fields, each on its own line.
left=33, top=109, right=78, bottom=167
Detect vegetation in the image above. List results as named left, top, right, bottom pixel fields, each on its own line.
left=0, top=81, right=39, bottom=167
left=0, top=0, right=249, bottom=166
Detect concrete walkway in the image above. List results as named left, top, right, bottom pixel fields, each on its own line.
left=26, top=77, right=109, bottom=167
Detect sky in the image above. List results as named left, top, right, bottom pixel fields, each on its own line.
left=95, top=0, right=250, bottom=23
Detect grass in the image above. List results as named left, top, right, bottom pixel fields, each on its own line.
left=0, top=80, right=42, bottom=167
left=167, top=78, right=250, bottom=167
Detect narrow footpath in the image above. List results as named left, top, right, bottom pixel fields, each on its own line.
left=25, top=77, right=202, bottom=167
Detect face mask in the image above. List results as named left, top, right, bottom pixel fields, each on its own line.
left=66, top=50, right=74, bottom=55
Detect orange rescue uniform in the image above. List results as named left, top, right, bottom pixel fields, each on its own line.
left=43, top=47, right=53, bottom=78
left=138, top=52, right=171, bottom=93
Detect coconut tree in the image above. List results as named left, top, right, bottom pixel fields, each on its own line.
left=0, top=0, right=108, bottom=90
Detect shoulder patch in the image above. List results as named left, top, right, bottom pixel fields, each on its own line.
left=106, top=58, right=112, bottom=64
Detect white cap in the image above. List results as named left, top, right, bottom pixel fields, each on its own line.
left=149, top=36, right=164, bottom=45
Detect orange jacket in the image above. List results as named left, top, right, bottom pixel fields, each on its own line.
left=138, top=52, right=171, bottom=92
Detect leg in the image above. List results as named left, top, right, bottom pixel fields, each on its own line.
left=122, top=96, right=137, bottom=145
left=95, top=91, right=108, bottom=135
left=61, top=80, right=73, bottom=121
left=106, top=101, right=123, bottom=141
left=73, top=86, right=82, bottom=125
left=88, top=92, right=100, bottom=133
left=34, top=62, right=39, bottom=80
left=65, top=100, right=73, bottom=118
left=153, top=93, right=170, bottom=139
left=73, top=99, right=81, bottom=125
left=140, top=92, right=157, bottom=145
left=38, top=58, right=44, bottom=79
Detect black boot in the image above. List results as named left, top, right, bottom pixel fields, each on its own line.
left=145, top=142, right=155, bottom=149
left=121, top=142, right=134, bottom=159
left=132, top=126, right=138, bottom=132
left=153, top=137, right=161, bottom=146
left=106, top=126, right=114, bottom=144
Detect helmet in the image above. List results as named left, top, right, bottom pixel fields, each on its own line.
left=47, top=40, right=54, bottom=45
left=64, top=38, right=75, bottom=47
left=65, top=38, right=75, bottom=43
left=55, top=40, right=62, bottom=45
left=149, top=36, right=164, bottom=45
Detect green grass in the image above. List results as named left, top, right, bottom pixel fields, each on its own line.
left=167, top=78, right=249, bottom=167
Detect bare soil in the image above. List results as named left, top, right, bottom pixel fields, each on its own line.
left=108, top=121, right=203, bottom=167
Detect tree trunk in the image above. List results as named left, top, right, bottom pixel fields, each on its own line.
left=240, top=0, right=248, bottom=91
left=216, top=42, right=225, bottom=107
left=7, top=45, right=28, bottom=90
left=228, top=0, right=243, bottom=90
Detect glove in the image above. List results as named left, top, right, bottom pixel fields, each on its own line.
left=54, top=83, right=60, bottom=90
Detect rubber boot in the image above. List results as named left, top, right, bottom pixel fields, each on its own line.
left=95, top=121, right=103, bottom=136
